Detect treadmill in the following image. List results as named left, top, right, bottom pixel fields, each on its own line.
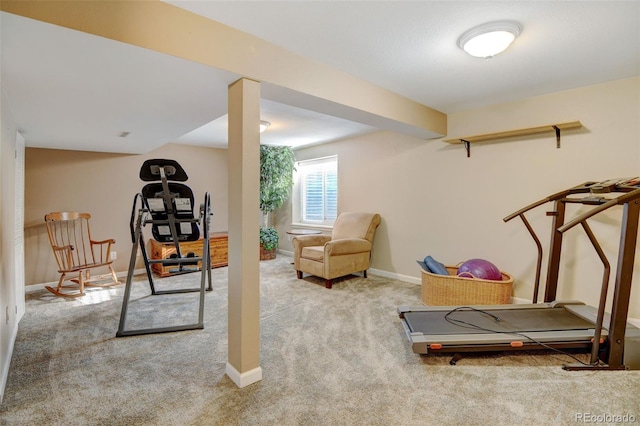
left=398, top=178, right=640, bottom=370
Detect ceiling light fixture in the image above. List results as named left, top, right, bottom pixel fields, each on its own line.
left=259, top=120, right=271, bottom=133
left=457, top=21, right=521, bottom=59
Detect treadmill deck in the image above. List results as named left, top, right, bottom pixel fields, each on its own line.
left=399, top=303, right=604, bottom=353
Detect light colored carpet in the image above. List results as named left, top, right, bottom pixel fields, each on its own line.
left=1, top=254, right=639, bottom=425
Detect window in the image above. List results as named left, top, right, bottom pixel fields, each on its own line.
left=293, top=156, right=338, bottom=226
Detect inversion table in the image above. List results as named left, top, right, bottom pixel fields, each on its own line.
left=117, top=159, right=212, bottom=337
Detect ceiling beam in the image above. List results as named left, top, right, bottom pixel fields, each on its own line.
left=0, top=0, right=446, bottom=139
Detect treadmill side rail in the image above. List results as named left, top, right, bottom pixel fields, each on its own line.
left=566, top=305, right=640, bottom=370
left=621, top=323, right=640, bottom=370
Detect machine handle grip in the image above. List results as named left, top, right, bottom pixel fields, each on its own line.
left=503, top=189, right=571, bottom=222
left=503, top=182, right=599, bottom=222
left=558, top=187, right=640, bottom=233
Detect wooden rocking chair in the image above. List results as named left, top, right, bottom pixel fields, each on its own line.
left=44, top=212, right=120, bottom=297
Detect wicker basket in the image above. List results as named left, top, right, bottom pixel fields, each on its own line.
left=421, top=266, right=513, bottom=306
left=260, top=244, right=277, bottom=261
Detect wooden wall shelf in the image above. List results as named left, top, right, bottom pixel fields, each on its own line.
left=444, top=121, right=583, bottom=157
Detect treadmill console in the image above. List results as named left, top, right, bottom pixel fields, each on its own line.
left=588, top=177, right=640, bottom=194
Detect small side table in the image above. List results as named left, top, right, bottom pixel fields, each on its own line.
left=286, top=229, right=323, bottom=238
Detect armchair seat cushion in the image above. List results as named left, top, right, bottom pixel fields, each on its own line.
left=301, top=246, right=325, bottom=262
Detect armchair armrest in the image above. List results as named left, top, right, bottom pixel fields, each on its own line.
left=292, top=234, right=331, bottom=268
left=292, top=234, right=331, bottom=250
left=325, top=238, right=372, bottom=256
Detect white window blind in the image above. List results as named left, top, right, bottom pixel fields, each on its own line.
left=294, top=156, right=337, bottom=226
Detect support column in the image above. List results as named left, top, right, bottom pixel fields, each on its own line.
left=226, top=78, right=262, bottom=387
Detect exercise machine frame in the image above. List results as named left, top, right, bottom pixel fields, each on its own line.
left=117, top=159, right=212, bottom=337
left=399, top=178, right=640, bottom=370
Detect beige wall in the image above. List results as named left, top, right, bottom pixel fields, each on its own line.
left=12, top=76, right=640, bottom=348
left=1, top=84, right=20, bottom=403
left=24, top=143, right=228, bottom=286
left=280, top=76, right=640, bottom=318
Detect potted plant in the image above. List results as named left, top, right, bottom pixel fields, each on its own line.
left=259, top=226, right=279, bottom=260
left=259, top=145, right=296, bottom=260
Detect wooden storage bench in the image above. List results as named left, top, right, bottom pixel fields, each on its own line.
left=150, top=232, right=228, bottom=277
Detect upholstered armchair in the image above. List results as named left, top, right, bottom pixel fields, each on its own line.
left=292, top=212, right=381, bottom=288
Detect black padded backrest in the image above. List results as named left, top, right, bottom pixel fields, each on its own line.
left=141, top=182, right=200, bottom=242
left=140, top=159, right=188, bottom=182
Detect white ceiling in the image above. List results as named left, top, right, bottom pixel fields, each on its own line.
left=2, top=1, right=639, bottom=153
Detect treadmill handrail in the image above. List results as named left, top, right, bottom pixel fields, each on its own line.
left=558, top=187, right=640, bottom=234
left=503, top=190, right=568, bottom=223
left=503, top=183, right=595, bottom=222
left=579, top=220, right=611, bottom=366
left=518, top=213, right=544, bottom=303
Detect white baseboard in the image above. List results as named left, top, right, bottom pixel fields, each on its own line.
left=369, top=267, right=420, bottom=285
left=26, top=269, right=147, bottom=293
left=628, top=317, right=640, bottom=328
left=225, top=363, right=262, bottom=388
left=278, top=253, right=419, bottom=285
left=0, top=320, right=19, bottom=405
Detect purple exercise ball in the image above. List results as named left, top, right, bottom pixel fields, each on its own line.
left=457, top=258, right=502, bottom=281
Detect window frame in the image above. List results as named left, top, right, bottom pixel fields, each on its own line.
left=291, top=155, right=338, bottom=228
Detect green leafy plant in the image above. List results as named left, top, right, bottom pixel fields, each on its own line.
left=259, top=145, right=296, bottom=252
left=259, top=226, right=280, bottom=251
left=260, top=145, right=296, bottom=225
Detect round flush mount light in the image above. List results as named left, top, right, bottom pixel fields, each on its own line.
left=259, top=120, right=271, bottom=133
left=457, top=21, right=521, bottom=59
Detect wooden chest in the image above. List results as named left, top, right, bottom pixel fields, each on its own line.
left=150, top=232, right=228, bottom=277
